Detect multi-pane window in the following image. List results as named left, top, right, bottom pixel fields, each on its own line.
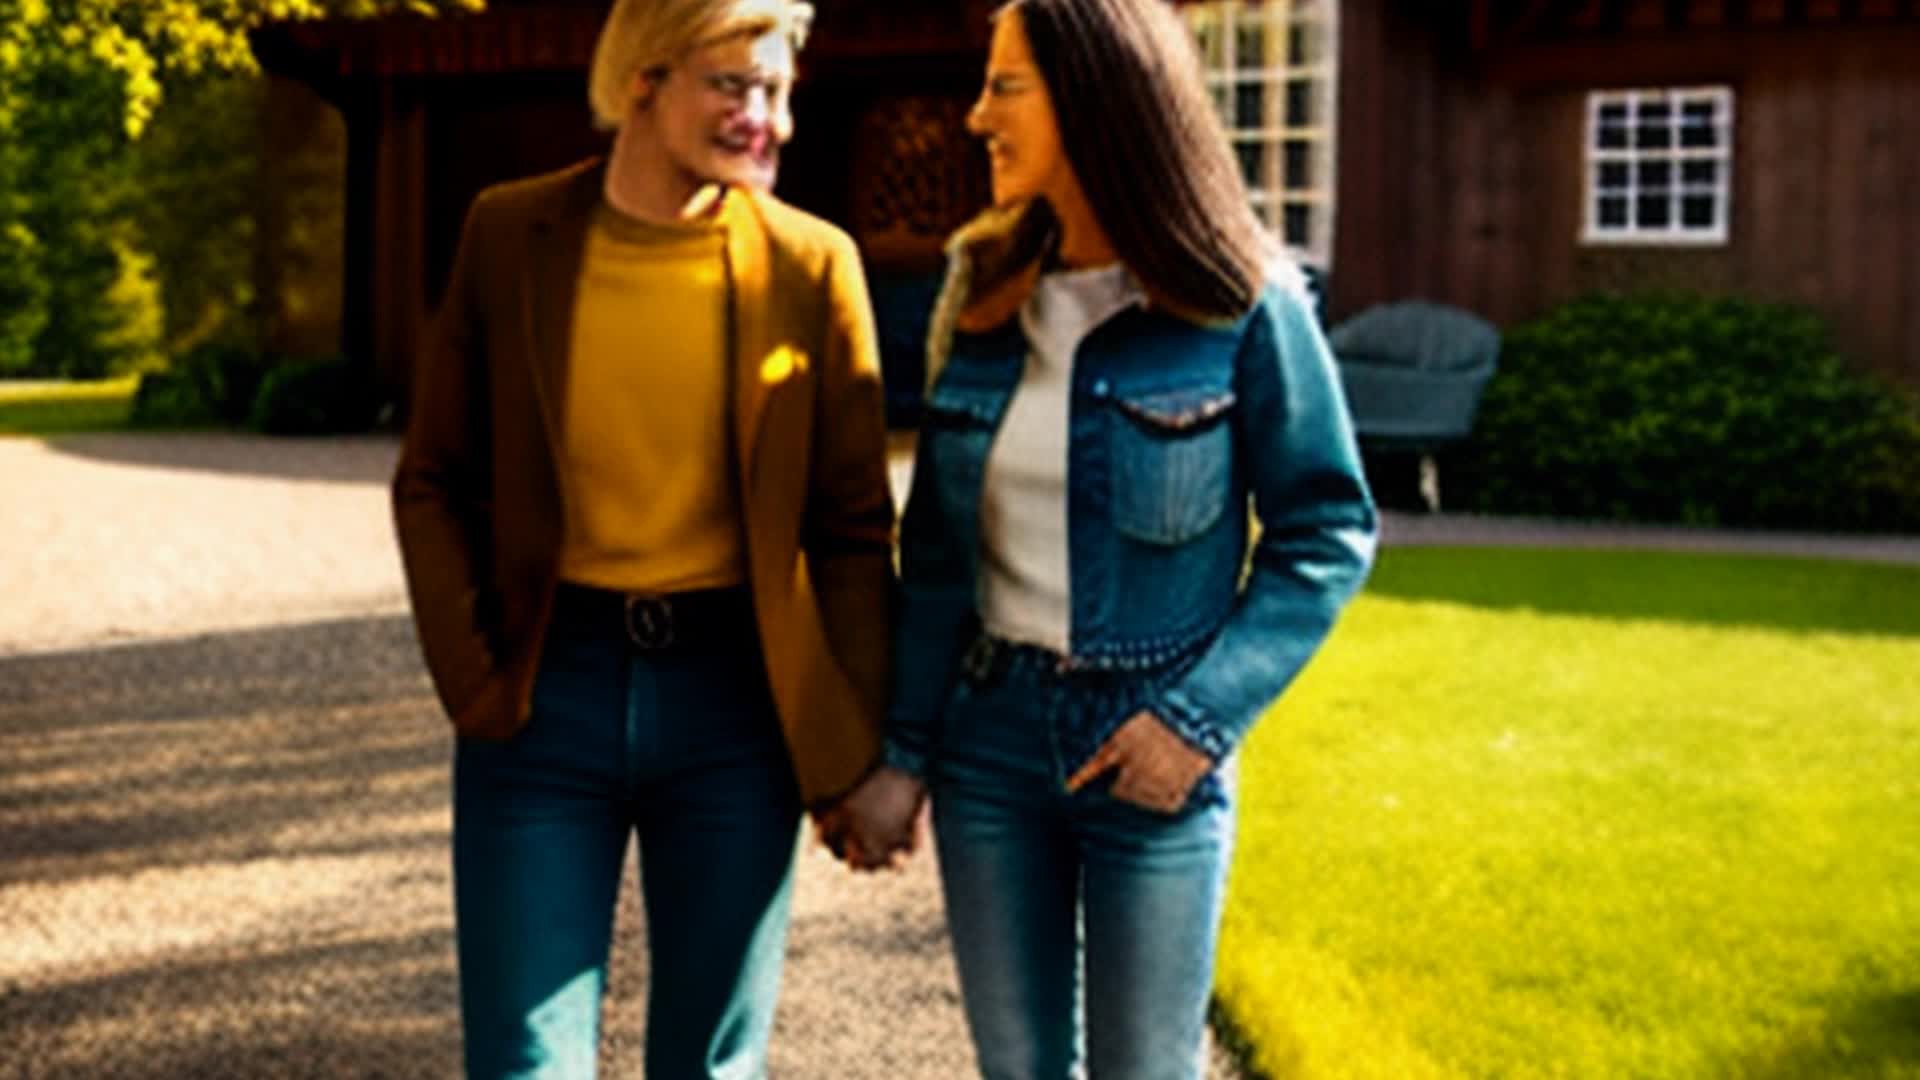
left=1584, top=87, right=1734, bottom=245
left=1184, top=1, right=1339, bottom=268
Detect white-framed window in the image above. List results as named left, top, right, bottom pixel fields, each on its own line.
left=1184, top=0, right=1339, bottom=269
left=1583, top=86, right=1734, bottom=246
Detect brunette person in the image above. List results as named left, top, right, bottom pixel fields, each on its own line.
left=863, top=1, right=1378, bottom=1075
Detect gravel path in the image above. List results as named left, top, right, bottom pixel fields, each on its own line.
left=0, top=616, right=979, bottom=1079
left=0, top=436, right=408, bottom=657
left=0, top=434, right=1240, bottom=1079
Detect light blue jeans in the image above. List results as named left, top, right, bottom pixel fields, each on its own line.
left=452, top=587, right=802, bottom=1079
left=931, top=637, right=1237, bottom=1080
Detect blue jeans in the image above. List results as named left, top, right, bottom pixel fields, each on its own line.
left=453, top=587, right=802, bottom=1079
left=931, top=639, right=1237, bottom=1080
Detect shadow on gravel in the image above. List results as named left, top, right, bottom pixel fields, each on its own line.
left=0, top=613, right=1227, bottom=1079
left=0, top=615, right=444, bottom=891
left=0, top=615, right=470, bottom=1078
left=1, top=930, right=465, bottom=1079
left=41, top=432, right=399, bottom=485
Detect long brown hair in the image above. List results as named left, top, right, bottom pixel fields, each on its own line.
left=995, top=0, right=1273, bottom=323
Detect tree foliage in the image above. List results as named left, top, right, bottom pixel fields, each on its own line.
left=2, top=0, right=478, bottom=136
left=0, top=0, right=476, bottom=377
left=129, top=73, right=263, bottom=357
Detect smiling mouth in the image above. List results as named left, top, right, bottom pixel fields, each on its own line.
left=717, top=141, right=778, bottom=178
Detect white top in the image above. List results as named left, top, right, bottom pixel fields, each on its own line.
left=978, top=263, right=1144, bottom=652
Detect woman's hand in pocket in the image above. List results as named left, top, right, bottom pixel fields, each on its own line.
left=1065, top=712, right=1213, bottom=815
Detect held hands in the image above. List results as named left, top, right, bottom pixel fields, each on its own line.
left=815, top=765, right=927, bottom=872
left=1065, top=711, right=1214, bottom=815
left=813, top=712, right=1209, bottom=870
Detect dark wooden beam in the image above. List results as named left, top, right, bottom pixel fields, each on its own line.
left=1688, top=0, right=1728, bottom=26
left=1476, top=0, right=1920, bottom=40
left=1471, top=0, right=1494, bottom=51
left=1626, top=0, right=1667, bottom=28
left=1480, top=20, right=1920, bottom=81
left=1570, top=0, right=1609, bottom=29
left=1512, top=0, right=1560, bottom=35
left=339, top=89, right=379, bottom=373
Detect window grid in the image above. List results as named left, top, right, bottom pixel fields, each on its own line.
left=1583, top=86, right=1734, bottom=246
left=1185, top=1, right=1339, bottom=268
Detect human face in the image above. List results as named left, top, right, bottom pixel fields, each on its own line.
left=641, top=30, right=796, bottom=191
left=966, top=9, right=1069, bottom=210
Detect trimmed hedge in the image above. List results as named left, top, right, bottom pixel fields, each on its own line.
left=130, top=341, right=269, bottom=428
left=129, top=370, right=218, bottom=427
left=133, top=349, right=379, bottom=435
left=189, top=340, right=274, bottom=423
left=1450, top=293, right=1920, bottom=533
left=247, top=357, right=377, bottom=435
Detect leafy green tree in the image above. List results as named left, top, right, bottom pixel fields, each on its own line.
left=14, top=55, right=139, bottom=378
left=0, top=147, right=46, bottom=375
left=5, top=0, right=477, bottom=137
left=128, top=74, right=262, bottom=357
left=0, top=0, right=476, bottom=377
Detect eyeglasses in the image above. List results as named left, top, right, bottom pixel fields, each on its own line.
left=695, top=67, right=793, bottom=107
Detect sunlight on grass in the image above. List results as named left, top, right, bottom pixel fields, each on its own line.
left=1218, top=548, right=1920, bottom=1080
left=0, top=377, right=139, bottom=435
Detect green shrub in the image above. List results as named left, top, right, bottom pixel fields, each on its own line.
left=183, top=340, right=274, bottom=420
left=128, top=340, right=272, bottom=428
left=129, top=370, right=218, bottom=428
left=248, top=357, right=377, bottom=435
left=1451, top=293, right=1920, bottom=532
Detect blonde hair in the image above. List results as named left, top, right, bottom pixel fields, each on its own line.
left=588, top=0, right=815, bottom=130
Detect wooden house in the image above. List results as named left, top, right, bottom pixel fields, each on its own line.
left=251, top=0, right=1920, bottom=404
left=1337, top=0, right=1920, bottom=391
left=250, top=0, right=996, bottom=406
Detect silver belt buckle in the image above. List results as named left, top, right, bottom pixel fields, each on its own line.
left=623, top=594, right=677, bottom=650
left=960, top=635, right=999, bottom=686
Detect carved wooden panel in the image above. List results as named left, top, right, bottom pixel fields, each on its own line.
left=850, top=95, right=990, bottom=267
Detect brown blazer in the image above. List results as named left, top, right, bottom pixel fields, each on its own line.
left=392, top=158, right=894, bottom=806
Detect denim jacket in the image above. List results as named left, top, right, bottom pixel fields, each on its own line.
left=884, top=251, right=1378, bottom=781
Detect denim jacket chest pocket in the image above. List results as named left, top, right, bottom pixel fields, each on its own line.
left=920, top=378, right=1007, bottom=524
left=1101, top=383, right=1238, bottom=546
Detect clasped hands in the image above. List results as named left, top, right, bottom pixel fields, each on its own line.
left=814, top=711, right=1214, bottom=871
left=813, top=764, right=927, bottom=872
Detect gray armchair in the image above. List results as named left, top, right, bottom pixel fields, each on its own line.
left=1329, top=300, right=1500, bottom=511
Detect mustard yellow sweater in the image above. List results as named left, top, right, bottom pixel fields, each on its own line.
left=557, top=197, right=743, bottom=592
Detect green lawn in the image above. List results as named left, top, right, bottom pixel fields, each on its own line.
left=0, top=376, right=139, bottom=435
left=1218, top=547, right=1920, bottom=1080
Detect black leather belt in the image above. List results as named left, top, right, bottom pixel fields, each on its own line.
left=959, top=633, right=1072, bottom=686
left=552, top=583, right=754, bottom=651
left=960, top=632, right=1192, bottom=687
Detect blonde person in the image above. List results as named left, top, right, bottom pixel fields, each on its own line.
left=391, top=0, right=904, bottom=1074
left=865, top=1, right=1378, bottom=1075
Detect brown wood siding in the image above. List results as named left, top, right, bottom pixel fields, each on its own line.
left=1333, top=4, right=1551, bottom=328
left=1337, top=14, right=1920, bottom=389
left=1909, top=71, right=1920, bottom=392
left=1331, top=0, right=1385, bottom=311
